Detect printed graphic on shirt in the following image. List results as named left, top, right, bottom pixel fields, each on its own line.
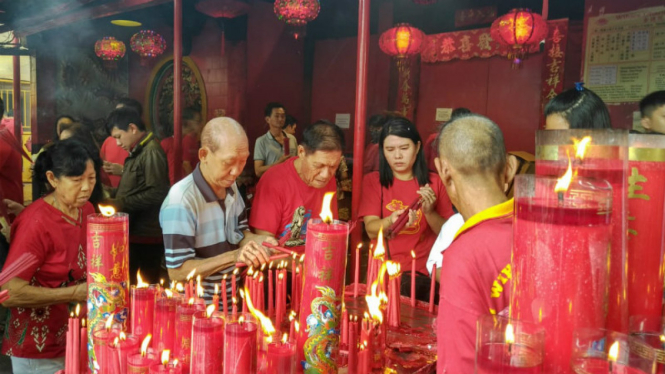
left=280, top=208, right=314, bottom=240
left=385, top=199, right=422, bottom=235
left=489, top=263, right=511, bottom=315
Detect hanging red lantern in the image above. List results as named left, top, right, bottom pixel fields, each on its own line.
left=274, top=0, right=320, bottom=39
left=95, top=37, right=126, bottom=69
left=130, top=30, right=167, bottom=66
left=379, top=23, right=425, bottom=65
left=491, top=8, right=547, bottom=65
left=195, top=0, right=250, bottom=57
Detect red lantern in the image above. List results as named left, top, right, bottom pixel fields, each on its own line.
left=130, top=30, right=166, bottom=66
left=379, top=23, right=425, bottom=62
left=95, top=37, right=126, bottom=69
left=274, top=0, right=320, bottom=39
left=195, top=0, right=250, bottom=56
left=491, top=8, right=547, bottom=64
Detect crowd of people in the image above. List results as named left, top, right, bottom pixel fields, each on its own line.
left=0, top=86, right=664, bottom=373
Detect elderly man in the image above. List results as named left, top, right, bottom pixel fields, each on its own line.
left=434, top=115, right=513, bottom=374
left=160, top=117, right=275, bottom=308
left=250, top=120, right=344, bottom=246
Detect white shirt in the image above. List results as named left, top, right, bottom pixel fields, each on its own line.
left=426, top=213, right=465, bottom=275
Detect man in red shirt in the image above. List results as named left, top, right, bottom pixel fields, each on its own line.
left=0, top=98, right=24, bottom=266
left=250, top=121, right=344, bottom=247
left=433, top=114, right=514, bottom=374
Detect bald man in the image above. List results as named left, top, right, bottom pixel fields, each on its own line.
left=433, top=114, right=514, bottom=374
left=160, top=117, right=276, bottom=309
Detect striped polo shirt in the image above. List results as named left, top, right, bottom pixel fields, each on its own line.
left=160, top=164, right=247, bottom=309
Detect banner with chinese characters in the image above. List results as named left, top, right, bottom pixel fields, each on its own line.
left=541, top=19, right=570, bottom=120
left=454, top=6, right=497, bottom=28
left=396, top=59, right=420, bottom=120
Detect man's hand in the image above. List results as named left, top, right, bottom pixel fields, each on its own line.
left=103, top=161, right=124, bottom=176
left=3, top=199, right=24, bottom=216
left=236, top=240, right=273, bottom=268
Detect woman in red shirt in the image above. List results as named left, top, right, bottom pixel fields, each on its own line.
left=1, top=138, right=95, bottom=373
left=359, top=116, right=454, bottom=301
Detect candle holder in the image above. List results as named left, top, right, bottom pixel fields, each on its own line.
left=150, top=359, right=183, bottom=374
left=297, top=218, right=350, bottom=373
left=223, top=313, right=258, bottom=374
left=110, top=334, right=140, bottom=374
left=511, top=174, right=613, bottom=374
left=571, top=328, right=656, bottom=374
left=153, top=291, right=178, bottom=353
left=128, top=351, right=159, bottom=374
left=627, top=134, right=665, bottom=322
left=190, top=310, right=224, bottom=374
left=93, top=328, right=119, bottom=374
left=175, top=302, right=205, bottom=374
left=475, top=315, right=544, bottom=374
left=266, top=338, right=296, bottom=374
left=536, top=129, right=628, bottom=333
left=629, top=316, right=665, bottom=374
left=131, top=285, right=157, bottom=344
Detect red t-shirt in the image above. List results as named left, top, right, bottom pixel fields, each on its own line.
left=358, top=172, right=454, bottom=274
left=363, top=143, right=380, bottom=174
left=2, top=199, right=94, bottom=359
left=161, top=134, right=199, bottom=185
left=100, top=137, right=128, bottom=188
left=0, top=138, right=24, bottom=215
left=249, top=157, right=338, bottom=246
left=437, top=200, right=513, bottom=374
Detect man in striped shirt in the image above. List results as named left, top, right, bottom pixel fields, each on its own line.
left=160, top=117, right=276, bottom=307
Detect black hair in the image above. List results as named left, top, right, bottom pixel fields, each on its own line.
left=302, top=119, right=345, bottom=154
left=367, top=114, right=392, bottom=144
left=264, top=102, right=286, bottom=117
left=34, top=138, right=100, bottom=195
left=52, top=115, right=76, bottom=140
left=379, top=116, right=429, bottom=188
left=544, top=87, right=611, bottom=129
left=0, top=97, right=4, bottom=119
left=183, top=107, right=201, bottom=121
left=640, top=91, right=665, bottom=118
left=450, top=107, right=472, bottom=121
left=283, top=114, right=297, bottom=129
left=116, top=97, right=143, bottom=117
left=106, top=107, right=146, bottom=133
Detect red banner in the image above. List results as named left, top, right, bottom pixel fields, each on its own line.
left=540, top=19, right=569, bottom=120
left=454, top=6, right=497, bottom=28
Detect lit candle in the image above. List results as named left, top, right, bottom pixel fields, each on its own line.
left=190, top=305, right=224, bottom=374
left=153, top=290, right=177, bottom=353
left=127, top=335, right=158, bottom=374
left=276, top=272, right=284, bottom=327
left=357, top=342, right=371, bottom=374
left=232, top=268, right=239, bottom=303
left=212, top=285, right=219, bottom=311
left=291, top=253, right=297, bottom=305
left=185, top=269, right=195, bottom=301
left=221, top=274, right=228, bottom=315
left=73, top=305, right=81, bottom=374
left=174, top=299, right=203, bottom=374
left=258, top=274, right=265, bottom=313
left=80, top=318, right=88, bottom=374
left=232, top=297, right=238, bottom=321
left=354, top=244, right=361, bottom=298
left=92, top=314, right=117, bottom=374
left=386, top=262, right=401, bottom=328
left=223, top=315, right=258, bottom=374
left=131, top=272, right=156, bottom=344
left=149, top=350, right=183, bottom=374
left=428, top=263, right=436, bottom=314
left=266, top=333, right=296, bottom=374
left=268, top=262, right=274, bottom=318
left=66, top=312, right=74, bottom=374
left=110, top=332, right=140, bottom=374
left=366, top=244, right=373, bottom=292
left=348, top=316, right=358, bottom=374
left=410, top=250, right=416, bottom=307
left=341, top=306, right=349, bottom=346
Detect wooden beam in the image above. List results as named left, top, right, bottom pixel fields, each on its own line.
left=8, top=0, right=171, bottom=36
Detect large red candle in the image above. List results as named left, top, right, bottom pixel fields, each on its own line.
left=626, top=134, right=665, bottom=321
left=297, top=215, right=350, bottom=373
left=347, top=317, right=358, bottom=374
left=92, top=328, right=116, bottom=374
left=153, top=292, right=177, bottom=353
left=175, top=302, right=204, bottom=373
left=571, top=329, right=655, bottom=374
left=511, top=174, right=613, bottom=374
left=110, top=333, right=140, bottom=374
left=223, top=315, right=258, bottom=374
left=266, top=338, right=296, bottom=374
left=87, top=210, right=130, bottom=371
left=190, top=310, right=224, bottom=374
left=127, top=352, right=159, bottom=374
left=149, top=361, right=182, bottom=374
left=131, top=285, right=156, bottom=344
left=535, top=130, right=628, bottom=332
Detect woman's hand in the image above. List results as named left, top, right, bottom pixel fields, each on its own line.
left=387, top=209, right=418, bottom=228
left=73, top=283, right=87, bottom=302
left=417, top=184, right=437, bottom=214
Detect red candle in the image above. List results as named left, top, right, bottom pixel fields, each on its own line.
left=354, top=244, right=361, bottom=298
left=131, top=284, right=156, bottom=344
left=428, top=263, right=436, bottom=314
left=357, top=343, right=371, bottom=374
left=223, top=315, right=258, bottom=374
left=276, top=273, right=284, bottom=327
left=221, top=275, right=228, bottom=315
left=410, top=250, right=416, bottom=307
left=291, top=254, right=296, bottom=305
left=293, top=266, right=300, bottom=312
left=387, top=263, right=401, bottom=328
left=174, top=301, right=204, bottom=374
left=268, top=262, right=274, bottom=317
left=66, top=314, right=73, bottom=374
left=266, top=336, right=296, bottom=374
left=257, top=274, right=265, bottom=313
left=297, top=209, right=350, bottom=371
left=348, top=316, right=358, bottom=374
left=153, top=292, right=178, bottom=353
left=149, top=361, right=182, bottom=374
left=341, top=307, right=349, bottom=346
left=511, top=174, right=612, bottom=374
left=283, top=136, right=290, bottom=157
left=80, top=319, right=88, bottom=374
left=109, top=333, right=140, bottom=374
left=212, top=285, right=220, bottom=312
left=92, top=328, right=116, bottom=373
left=127, top=351, right=158, bottom=374
left=232, top=297, right=238, bottom=321
left=280, top=265, right=287, bottom=311
left=570, top=357, right=647, bottom=374
left=190, top=308, right=224, bottom=374
left=232, top=268, right=238, bottom=302
left=366, top=245, right=373, bottom=291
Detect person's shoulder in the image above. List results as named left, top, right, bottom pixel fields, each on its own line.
left=286, top=133, right=297, bottom=141
left=101, top=136, right=116, bottom=148
left=161, top=137, right=173, bottom=148
left=262, top=157, right=294, bottom=180
left=255, top=132, right=269, bottom=145
left=14, top=199, right=49, bottom=226
left=449, top=217, right=512, bottom=258
left=164, top=174, right=197, bottom=203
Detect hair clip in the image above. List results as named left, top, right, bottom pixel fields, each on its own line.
left=574, top=82, right=585, bottom=91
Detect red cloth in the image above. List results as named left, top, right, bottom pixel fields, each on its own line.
left=424, top=133, right=438, bottom=172
left=1, top=199, right=94, bottom=359
left=358, top=172, right=453, bottom=274
left=363, top=143, right=380, bottom=175
left=249, top=157, right=338, bottom=246
left=436, top=201, right=513, bottom=374
left=100, top=136, right=128, bottom=188
left=161, top=134, right=200, bottom=185
left=0, top=136, right=23, bottom=214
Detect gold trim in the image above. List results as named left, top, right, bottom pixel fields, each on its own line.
left=536, top=145, right=624, bottom=161
left=629, top=148, right=665, bottom=162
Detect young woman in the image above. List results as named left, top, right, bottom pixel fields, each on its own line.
left=1, top=139, right=96, bottom=374
left=545, top=84, right=612, bottom=130
left=359, top=116, right=454, bottom=300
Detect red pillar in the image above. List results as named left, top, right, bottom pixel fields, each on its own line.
left=351, top=0, right=371, bottom=250
left=12, top=51, right=21, bottom=144
left=173, top=0, right=183, bottom=182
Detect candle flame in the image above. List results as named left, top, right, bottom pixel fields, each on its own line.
left=81, top=319, right=86, bottom=328
left=608, top=341, right=620, bottom=362
left=186, top=269, right=196, bottom=281
left=386, top=261, right=401, bottom=278
left=140, top=335, right=151, bottom=356
left=164, top=289, right=173, bottom=298
left=159, top=279, right=164, bottom=286
left=299, top=254, right=305, bottom=262
left=214, top=284, right=219, bottom=295
left=259, top=274, right=264, bottom=283
left=282, top=333, right=288, bottom=344
left=75, top=303, right=80, bottom=317
left=98, top=205, right=116, bottom=217
left=136, top=271, right=148, bottom=288
left=261, top=263, right=266, bottom=271
left=319, top=192, right=335, bottom=223
left=554, top=156, right=574, bottom=193
left=357, top=243, right=362, bottom=250
left=573, top=136, right=592, bottom=160
left=365, top=283, right=383, bottom=324
left=239, top=315, right=244, bottom=323
left=278, top=273, right=284, bottom=280
left=119, top=331, right=127, bottom=341
left=296, top=266, right=300, bottom=274
left=173, top=359, right=179, bottom=367
left=188, top=298, right=194, bottom=305
left=661, top=335, right=665, bottom=343
left=113, top=337, right=119, bottom=348
left=505, top=323, right=515, bottom=344
left=253, top=271, right=259, bottom=280
left=206, top=304, right=216, bottom=318
left=161, top=350, right=170, bottom=366
left=232, top=296, right=237, bottom=305
left=269, top=261, right=274, bottom=269
left=248, top=267, right=254, bottom=276
left=233, top=268, right=239, bottom=275
left=242, top=284, right=275, bottom=337
left=295, top=320, right=300, bottom=332
left=411, top=250, right=415, bottom=259
left=374, top=227, right=386, bottom=258
left=105, top=314, right=114, bottom=330
left=289, top=310, right=297, bottom=321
